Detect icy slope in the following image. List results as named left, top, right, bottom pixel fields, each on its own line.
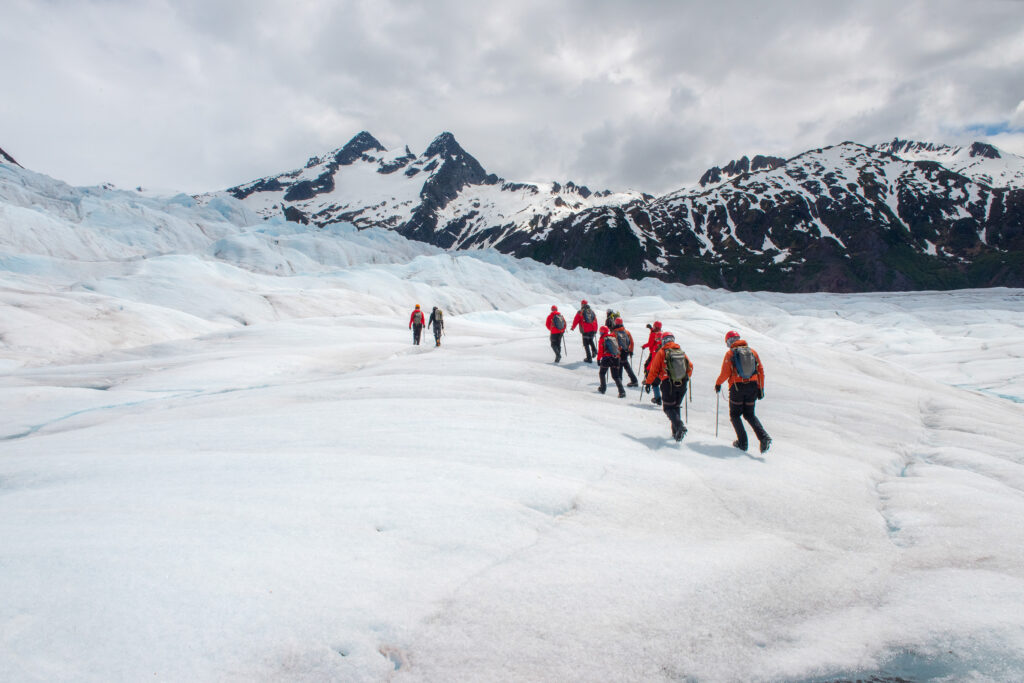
left=1, top=166, right=1024, bottom=681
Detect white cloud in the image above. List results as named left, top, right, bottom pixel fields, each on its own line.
left=2, top=0, right=1023, bottom=194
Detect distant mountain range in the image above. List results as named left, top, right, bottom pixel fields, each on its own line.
left=197, top=131, right=1024, bottom=292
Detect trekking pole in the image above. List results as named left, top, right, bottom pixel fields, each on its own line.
left=562, top=336, right=568, bottom=358
left=715, top=390, right=720, bottom=437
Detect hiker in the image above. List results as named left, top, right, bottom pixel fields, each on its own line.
left=571, top=299, right=599, bottom=363
left=715, top=330, right=772, bottom=453
left=596, top=325, right=626, bottom=398
left=409, top=305, right=426, bottom=345
left=610, top=317, right=639, bottom=387
left=427, top=306, right=444, bottom=347
left=545, top=305, right=567, bottom=363
left=604, top=308, right=620, bottom=329
left=642, top=321, right=664, bottom=405
left=644, top=331, right=692, bottom=441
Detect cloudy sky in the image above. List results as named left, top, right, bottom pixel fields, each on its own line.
left=3, top=0, right=1024, bottom=195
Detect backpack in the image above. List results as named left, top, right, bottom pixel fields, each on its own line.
left=581, top=306, right=596, bottom=324
left=552, top=312, right=566, bottom=331
left=614, top=328, right=631, bottom=354
left=732, top=345, right=758, bottom=380
left=602, top=334, right=620, bottom=357
left=413, top=311, right=424, bottom=325
left=664, top=348, right=690, bottom=387
left=434, top=309, right=444, bottom=325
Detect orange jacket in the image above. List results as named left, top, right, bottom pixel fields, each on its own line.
left=715, top=340, right=764, bottom=389
left=644, top=342, right=693, bottom=384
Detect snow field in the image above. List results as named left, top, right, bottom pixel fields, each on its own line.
left=2, top=166, right=1024, bottom=681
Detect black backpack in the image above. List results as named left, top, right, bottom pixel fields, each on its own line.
left=552, top=313, right=566, bottom=331
left=614, top=328, right=630, bottom=354
left=581, top=306, right=596, bottom=324
left=602, top=334, right=620, bottom=357
left=732, top=346, right=757, bottom=380
left=664, top=348, right=690, bottom=387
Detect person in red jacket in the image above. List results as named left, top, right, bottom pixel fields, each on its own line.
left=611, top=317, right=639, bottom=386
left=545, top=305, right=567, bottom=363
left=596, top=325, right=626, bottom=397
left=570, top=299, right=599, bottom=362
left=409, top=305, right=426, bottom=345
left=715, top=330, right=771, bottom=453
left=644, top=331, right=693, bottom=441
left=642, top=321, right=664, bottom=405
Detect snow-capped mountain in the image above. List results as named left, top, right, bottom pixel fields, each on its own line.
left=875, top=137, right=1024, bottom=188
left=206, top=132, right=1024, bottom=292
left=207, top=131, right=644, bottom=250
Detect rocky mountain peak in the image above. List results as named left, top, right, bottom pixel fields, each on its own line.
left=333, top=131, right=386, bottom=166
left=423, top=131, right=467, bottom=159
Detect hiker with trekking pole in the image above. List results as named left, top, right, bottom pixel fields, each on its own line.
left=715, top=330, right=772, bottom=453
left=596, top=325, right=627, bottom=398
left=640, top=321, right=664, bottom=405
left=545, top=305, right=568, bottom=363
left=409, top=305, right=426, bottom=345
left=610, top=317, right=639, bottom=387
left=643, top=331, right=692, bottom=442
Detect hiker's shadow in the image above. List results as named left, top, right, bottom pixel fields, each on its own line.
left=687, top=442, right=765, bottom=463
left=622, top=433, right=678, bottom=451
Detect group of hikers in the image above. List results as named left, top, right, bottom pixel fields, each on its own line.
left=546, top=300, right=772, bottom=452
left=408, top=304, right=445, bottom=346
left=406, top=300, right=771, bottom=452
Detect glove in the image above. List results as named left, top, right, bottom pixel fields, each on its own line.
left=758, top=388, right=764, bottom=400
left=715, top=384, right=721, bottom=394
left=644, top=383, right=651, bottom=394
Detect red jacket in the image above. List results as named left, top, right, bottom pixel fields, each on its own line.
left=409, top=309, right=425, bottom=328
left=546, top=311, right=567, bottom=334
left=642, top=330, right=662, bottom=352
left=715, top=340, right=764, bottom=389
left=571, top=307, right=599, bottom=333
left=645, top=342, right=693, bottom=384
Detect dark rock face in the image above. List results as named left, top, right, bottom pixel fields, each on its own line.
left=699, top=155, right=786, bottom=187
left=969, top=141, right=1001, bottom=159
left=0, top=146, right=21, bottom=167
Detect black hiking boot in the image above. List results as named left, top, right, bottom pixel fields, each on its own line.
left=759, top=436, right=772, bottom=454
left=618, top=390, right=626, bottom=398
left=672, top=423, right=687, bottom=442
left=584, top=357, right=593, bottom=363
left=598, top=386, right=606, bottom=394
left=651, top=397, right=662, bottom=405
left=733, top=440, right=748, bottom=452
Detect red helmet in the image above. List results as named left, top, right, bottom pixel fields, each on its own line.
left=653, top=321, right=662, bottom=330
left=599, top=325, right=610, bottom=335
left=551, top=305, right=558, bottom=311
left=581, top=299, right=588, bottom=306
left=725, top=330, right=740, bottom=346
left=614, top=317, right=623, bottom=326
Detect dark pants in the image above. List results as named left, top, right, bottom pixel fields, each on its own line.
left=598, top=356, right=624, bottom=394
left=581, top=332, right=597, bottom=361
left=432, top=324, right=443, bottom=345
left=550, top=333, right=564, bottom=361
left=660, top=378, right=687, bottom=434
left=729, top=381, right=769, bottom=448
left=620, top=352, right=638, bottom=383
left=412, top=324, right=423, bottom=345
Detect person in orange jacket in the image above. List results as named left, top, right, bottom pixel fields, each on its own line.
left=571, top=299, right=599, bottom=362
left=409, top=305, right=426, bottom=345
left=644, top=331, right=692, bottom=441
left=715, top=330, right=771, bottom=453
left=642, top=321, right=664, bottom=405
left=596, top=325, right=626, bottom=397
left=545, top=305, right=568, bottom=362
